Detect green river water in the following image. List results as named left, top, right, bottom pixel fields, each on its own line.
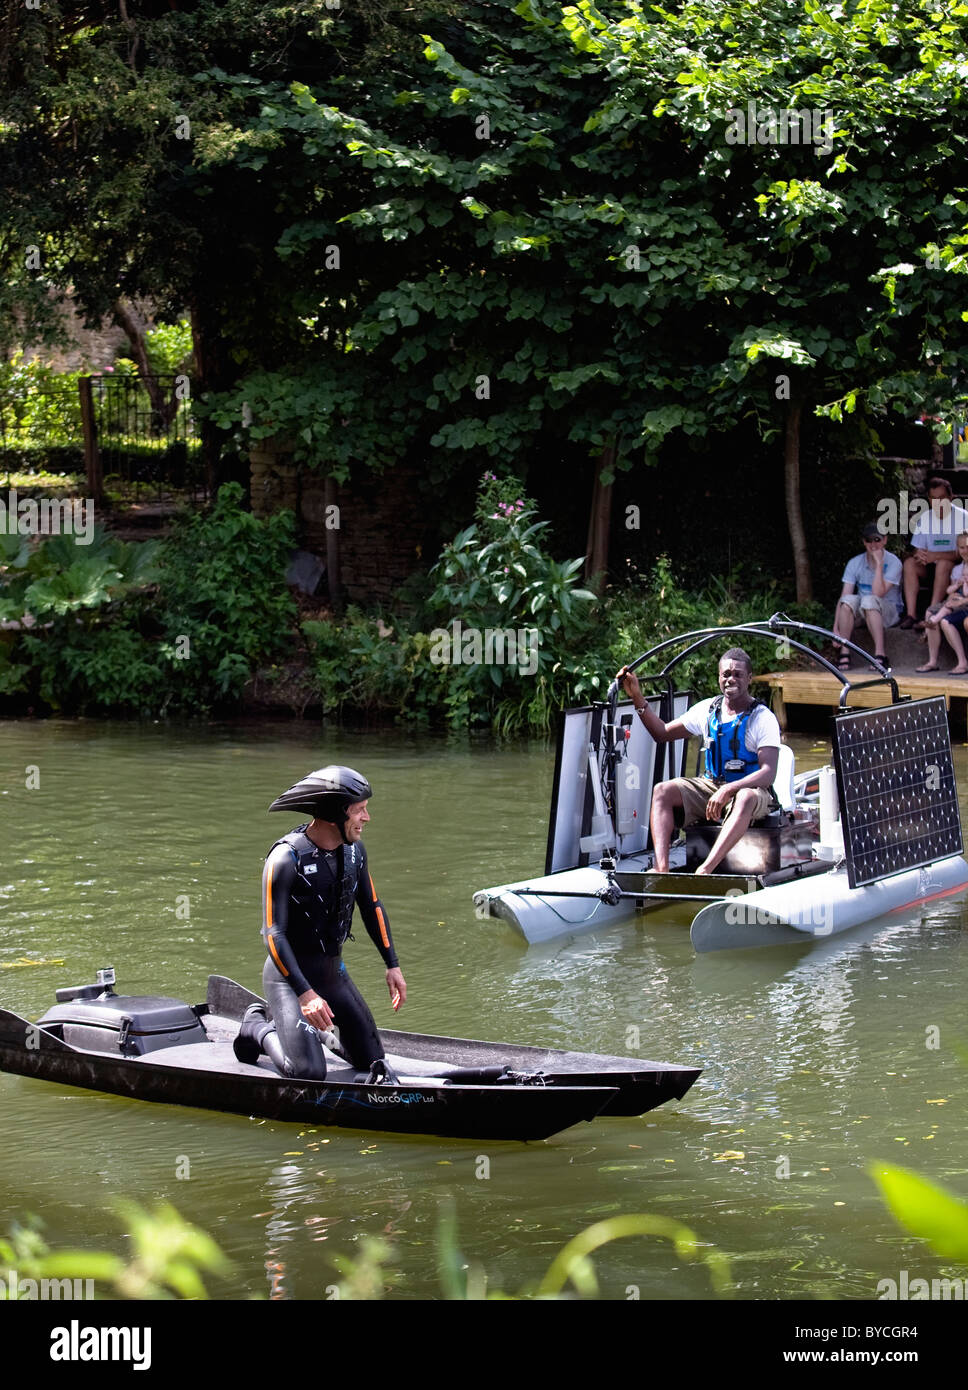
left=1, top=717, right=967, bottom=1303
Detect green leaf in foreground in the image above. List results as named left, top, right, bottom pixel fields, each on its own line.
left=537, top=1213, right=733, bottom=1298
left=869, top=1163, right=968, bottom=1264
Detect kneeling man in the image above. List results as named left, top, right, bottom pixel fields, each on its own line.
left=618, top=648, right=781, bottom=875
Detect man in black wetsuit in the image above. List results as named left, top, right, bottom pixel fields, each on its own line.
left=234, top=765, right=407, bottom=1082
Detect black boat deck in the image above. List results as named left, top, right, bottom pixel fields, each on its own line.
left=132, top=1036, right=295, bottom=1078
left=380, top=1027, right=682, bottom=1078
left=141, top=1024, right=670, bottom=1091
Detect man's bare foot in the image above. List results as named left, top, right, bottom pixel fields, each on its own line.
left=916, top=663, right=940, bottom=672
left=694, top=864, right=713, bottom=876
left=952, top=665, right=968, bottom=675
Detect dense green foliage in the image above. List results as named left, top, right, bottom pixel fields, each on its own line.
left=0, top=469, right=790, bottom=725
left=199, top=0, right=968, bottom=594
left=4, top=1, right=965, bottom=594
left=156, top=483, right=297, bottom=708
left=301, top=557, right=797, bottom=734
left=0, top=1, right=464, bottom=476
left=0, top=355, right=84, bottom=456
left=0, top=525, right=162, bottom=706
left=301, top=473, right=599, bottom=728
left=0, top=485, right=294, bottom=715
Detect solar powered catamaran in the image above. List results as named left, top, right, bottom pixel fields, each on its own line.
left=474, top=616, right=968, bottom=950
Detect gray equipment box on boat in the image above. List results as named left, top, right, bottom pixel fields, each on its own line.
left=38, top=993, right=207, bottom=1056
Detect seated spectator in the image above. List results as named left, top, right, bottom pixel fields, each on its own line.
left=899, top=477, right=968, bottom=628
left=916, top=532, right=968, bottom=674
left=833, top=522, right=902, bottom=669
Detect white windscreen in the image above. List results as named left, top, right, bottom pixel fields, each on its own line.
left=545, top=693, right=692, bottom=873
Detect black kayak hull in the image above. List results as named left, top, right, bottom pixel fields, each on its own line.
left=209, top=975, right=702, bottom=1121
left=0, top=1015, right=612, bottom=1142
left=378, top=1028, right=699, bottom=1118
left=0, top=975, right=700, bottom=1142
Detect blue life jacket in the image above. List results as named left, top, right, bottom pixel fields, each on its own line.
left=271, top=829, right=360, bottom=955
left=703, top=696, right=763, bottom=783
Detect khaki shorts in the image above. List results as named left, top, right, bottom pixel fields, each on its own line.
left=838, top=593, right=900, bottom=627
left=672, top=776, right=776, bottom=828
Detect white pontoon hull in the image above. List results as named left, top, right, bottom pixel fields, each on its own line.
left=690, top=854, right=968, bottom=951
left=476, top=845, right=694, bottom=947
left=476, top=853, right=968, bottom=951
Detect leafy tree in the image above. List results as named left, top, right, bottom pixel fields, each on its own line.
left=558, top=0, right=968, bottom=598
left=0, top=0, right=462, bottom=479
left=208, top=0, right=713, bottom=571
left=6, top=0, right=966, bottom=602
left=211, top=0, right=968, bottom=597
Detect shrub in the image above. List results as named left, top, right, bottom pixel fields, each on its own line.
left=0, top=354, right=84, bottom=447
left=302, top=609, right=446, bottom=723
left=0, top=485, right=297, bottom=716
left=154, top=482, right=297, bottom=710
left=424, top=473, right=598, bottom=725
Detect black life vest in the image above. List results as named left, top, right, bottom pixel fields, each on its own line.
left=271, top=829, right=360, bottom=956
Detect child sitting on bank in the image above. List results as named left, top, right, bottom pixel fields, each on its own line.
left=917, top=531, right=968, bottom=674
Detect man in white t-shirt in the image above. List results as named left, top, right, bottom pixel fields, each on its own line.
left=619, top=649, right=781, bottom=875
left=832, top=522, right=903, bottom=667
left=899, top=477, right=968, bottom=627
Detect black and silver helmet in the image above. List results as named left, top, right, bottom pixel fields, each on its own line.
left=268, top=765, right=372, bottom=835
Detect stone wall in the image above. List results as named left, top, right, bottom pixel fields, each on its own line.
left=249, top=441, right=300, bottom=520
left=19, top=293, right=128, bottom=371
left=250, top=441, right=434, bottom=604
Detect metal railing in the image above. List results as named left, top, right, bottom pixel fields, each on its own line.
left=82, top=374, right=205, bottom=502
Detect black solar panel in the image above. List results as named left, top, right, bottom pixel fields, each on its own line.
left=831, top=697, right=964, bottom=889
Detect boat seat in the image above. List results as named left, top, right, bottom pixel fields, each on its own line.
left=681, top=743, right=796, bottom=874
left=773, top=743, right=796, bottom=812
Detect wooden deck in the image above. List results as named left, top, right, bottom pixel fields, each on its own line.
left=759, top=668, right=968, bottom=728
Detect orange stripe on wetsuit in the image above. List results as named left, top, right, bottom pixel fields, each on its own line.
left=352, top=860, right=397, bottom=966
left=370, top=874, right=391, bottom=950
left=263, top=857, right=291, bottom=978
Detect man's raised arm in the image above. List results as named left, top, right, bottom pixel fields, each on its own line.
left=618, top=668, right=690, bottom=743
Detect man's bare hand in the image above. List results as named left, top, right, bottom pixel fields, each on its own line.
left=705, top=785, right=733, bottom=822
left=386, top=966, right=407, bottom=1012
left=617, top=666, right=643, bottom=704
left=298, top=989, right=334, bottom=1030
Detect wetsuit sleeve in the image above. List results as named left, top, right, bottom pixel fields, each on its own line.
left=354, top=845, right=399, bottom=969
left=261, top=843, right=312, bottom=996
